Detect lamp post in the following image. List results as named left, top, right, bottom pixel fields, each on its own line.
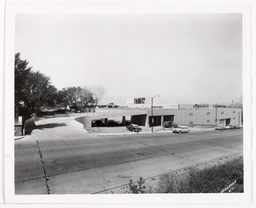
left=151, top=95, right=160, bottom=133
left=215, top=103, right=218, bottom=126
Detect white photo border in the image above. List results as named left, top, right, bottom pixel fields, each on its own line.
left=4, top=4, right=252, bottom=204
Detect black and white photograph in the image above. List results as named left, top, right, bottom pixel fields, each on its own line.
left=4, top=3, right=253, bottom=205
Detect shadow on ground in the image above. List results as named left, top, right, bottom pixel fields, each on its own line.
left=35, top=123, right=67, bottom=130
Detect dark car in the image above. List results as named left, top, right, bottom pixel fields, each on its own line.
left=94, top=120, right=104, bottom=127
left=107, top=119, right=118, bottom=126
left=126, top=124, right=142, bottom=132
left=162, top=121, right=172, bottom=128
left=171, top=123, right=178, bottom=128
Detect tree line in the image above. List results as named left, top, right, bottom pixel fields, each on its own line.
left=15, top=53, right=105, bottom=118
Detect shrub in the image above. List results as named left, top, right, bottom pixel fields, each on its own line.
left=155, top=157, right=244, bottom=193
left=126, top=157, right=244, bottom=193
left=125, top=177, right=146, bottom=194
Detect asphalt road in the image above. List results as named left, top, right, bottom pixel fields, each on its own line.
left=15, top=118, right=243, bottom=194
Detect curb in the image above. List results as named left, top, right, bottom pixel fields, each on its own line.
left=90, top=130, right=174, bottom=136
left=70, top=119, right=89, bottom=133
left=88, top=128, right=216, bottom=136
left=14, top=136, right=25, bottom=140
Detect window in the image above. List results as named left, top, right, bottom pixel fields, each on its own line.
left=189, top=113, right=193, bottom=116
left=207, top=112, right=210, bottom=115
left=207, top=120, right=210, bottom=123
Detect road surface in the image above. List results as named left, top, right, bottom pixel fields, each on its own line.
left=15, top=117, right=243, bottom=194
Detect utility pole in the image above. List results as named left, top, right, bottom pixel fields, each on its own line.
left=151, top=95, right=160, bottom=133
left=215, top=103, right=218, bottom=126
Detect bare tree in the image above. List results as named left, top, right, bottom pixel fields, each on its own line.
left=79, top=86, right=94, bottom=110
left=92, top=85, right=106, bottom=106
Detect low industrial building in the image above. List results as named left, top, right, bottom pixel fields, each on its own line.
left=75, top=97, right=242, bottom=129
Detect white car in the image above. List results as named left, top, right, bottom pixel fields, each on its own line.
left=172, top=126, right=189, bottom=134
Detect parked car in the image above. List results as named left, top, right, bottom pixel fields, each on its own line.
left=215, top=126, right=226, bottom=130
left=162, top=121, right=172, bottom=128
left=171, top=123, right=179, bottom=128
left=94, top=120, right=104, bottom=127
left=162, top=121, right=178, bottom=128
left=126, top=124, right=142, bottom=132
left=107, top=119, right=118, bottom=126
left=224, top=125, right=234, bottom=130
left=172, top=126, right=189, bottom=133
left=125, top=120, right=131, bottom=125
left=40, top=106, right=66, bottom=117
left=233, top=125, right=241, bottom=129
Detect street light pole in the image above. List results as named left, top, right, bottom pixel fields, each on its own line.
left=151, top=95, right=159, bottom=133
left=215, top=103, right=218, bottom=126
left=151, top=97, right=153, bottom=133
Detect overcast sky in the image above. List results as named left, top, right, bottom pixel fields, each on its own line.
left=15, top=13, right=242, bottom=105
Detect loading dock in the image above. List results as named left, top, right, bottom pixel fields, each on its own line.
left=219, top=118, right=231, bottom=126
left=149, top=116, right=162, bottom=127
left=130, top=114, right=147, bottom=126
left=163, top=115, right=174, bottom=122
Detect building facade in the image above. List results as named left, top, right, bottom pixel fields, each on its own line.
left=126, top=98, right=242, bottom=127
left=144, top=107, right=242, bottom=127
left=75, top=107, right=242, bottom=129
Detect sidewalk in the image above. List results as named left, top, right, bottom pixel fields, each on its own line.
left=14, top=116, right=216, bottom=140
left=93, top=129, right=174, bottom=136
left=87, top=126, right=215, bottom=136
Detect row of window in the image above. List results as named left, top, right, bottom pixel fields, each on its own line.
left=189, top=117, right=236, bottom=124
left=189, top=111, right=237, bottom=117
